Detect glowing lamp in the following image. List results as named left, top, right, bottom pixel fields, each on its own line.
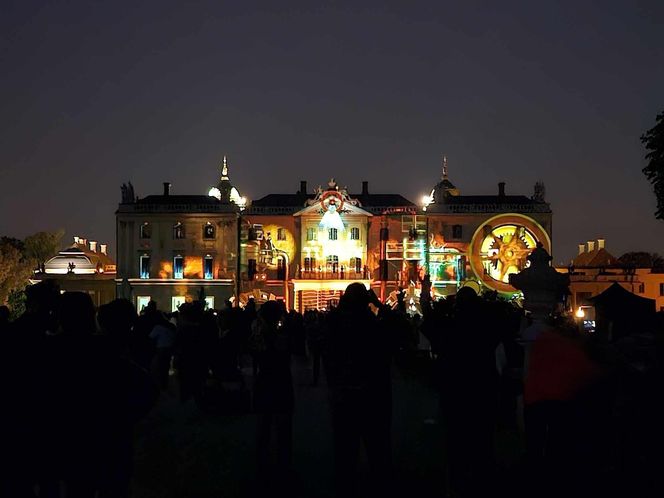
left=575, top=307, right=585, bottom=319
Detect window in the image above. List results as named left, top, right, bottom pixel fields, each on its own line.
left=306, top=227, right=317, bottom=241
left=452, top=225, right=463, bottom=239
left=204, top=255, right=213, bottom=280
left=304, top=257, right=316, bottom=272
left=173, top=222, right=185, bottom=239
left=204, top=296, right=215, bottom=310
left=172, top=296, right=185, bottom=312
left=173, top=255, right=184, bottom=279
left=203, top=223, right=215, bottom=239
left=350, top=257, right=362, bottom=273
left=660, top=283, right=664, bottom=297
left=277, top=228, right=286, bottom=241
left=248, top=259, right=257, bottom=280
left=350, top=227, right=360, bottom=240
left=140, top=223, right=151, bottom=239
left=328, top=228, right=338, bottom=241
left=326, top=255, right=339, bottom=272
left=638, top=283, right=645, bottom=294
left=277, top=256, right=286, bottom=280
left=139, top=254, right=150, bottom=279
left=136, top=296, right=151, bottom=313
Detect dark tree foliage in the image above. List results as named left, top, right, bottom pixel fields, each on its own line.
left=618, top=251, right=664, bottom=269
left=641, top=111, right=664, bottom=219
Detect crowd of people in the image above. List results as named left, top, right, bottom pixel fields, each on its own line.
left=1, top=278, right=662, bottom=497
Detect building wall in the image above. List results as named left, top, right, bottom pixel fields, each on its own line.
left=117, top=211, right=239, bottom=312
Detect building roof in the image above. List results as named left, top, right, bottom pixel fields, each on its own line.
left=444, top=195, right=539, bottom=205
left=248, top=192, right=416, bottom=215
left=572, top=247, right=618, bottom=268
left=136, top=195, right=223, bottom=205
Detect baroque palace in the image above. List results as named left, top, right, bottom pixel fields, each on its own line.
left=116, top=157, right=552, bottom=313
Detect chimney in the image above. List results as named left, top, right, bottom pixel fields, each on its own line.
left=100, top=244, right=107, bottom=255
left=362, top=181, right=369, bottom=195
left=163, top=182, right=171, bottom=196
left=498, top=182, right=506, bottom=197
left=578, top=243, right=585, bottom=255
left=597, top=238, right=605, bottom=250
left=587, top=240, right=595, bottom=252
left=299, top=180, right=307, bottom=194
left=89, top=241, right=97, bottom=253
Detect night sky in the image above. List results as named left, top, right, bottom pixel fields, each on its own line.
left=1, top=0, right=663, bottom=264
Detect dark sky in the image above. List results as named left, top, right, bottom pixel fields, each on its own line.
left=1, top=0, right=663, bottom=263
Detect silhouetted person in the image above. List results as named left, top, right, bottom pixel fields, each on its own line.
left=250, top=300, right=294, bottom=489
left=148, top=313, right=177, bottom=390
left=131, top=300, right=160, bottom=370
left=2, top=280, right=60, bottom=497
left=435, top=288, right=500, bottom=497
left=323, top=283, right=392, bottom=497
left=96, top=299, right=159, bottom=497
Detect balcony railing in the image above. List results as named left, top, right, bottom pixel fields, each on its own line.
left=296, top=269, right=370, bottom=280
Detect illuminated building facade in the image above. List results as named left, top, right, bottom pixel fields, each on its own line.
left=115, top=156, right=553, bottom=313
left=32, top=236, right=117, bottom=306
left=558, top=239, right=664, bottom=313
left=115, top=160, right=243, bottom=312
left=241, top=179, right=416, bottom=310
left=423, top=157, right=552, bottom=297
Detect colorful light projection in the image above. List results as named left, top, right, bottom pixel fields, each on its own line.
left=469, top=213, right=551, bottom=293
left=255, top=224, right=296, bottom=269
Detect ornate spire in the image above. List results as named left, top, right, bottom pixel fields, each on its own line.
left=442, top=155, right=448, bottom=180
left=221, top=155, right=229, bottom=180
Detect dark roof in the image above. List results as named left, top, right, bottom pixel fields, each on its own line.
left=135, top=195, right=222, bottom=205
left=351, top=193, right=416, bottom=207
left=250, top=193, right=313, bottom=207
left=444, top=195, right=539, bottom=205
left=250, top=193, right=415, bottom=208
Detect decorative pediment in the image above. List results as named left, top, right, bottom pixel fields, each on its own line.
left=294, top=179, right=372, bottom=218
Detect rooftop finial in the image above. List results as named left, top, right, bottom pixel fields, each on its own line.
left=221, top=155, right=229, bottom=179
left=442, top=155, right=448, bottom=180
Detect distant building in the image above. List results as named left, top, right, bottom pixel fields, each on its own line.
left=115, top=158, right=243, bottom=312
left=558, top=238, right=664, bottom=312
left=33, top=236, right=116, bottom=306
left=115, top=155, right=554, bottom=312
left=422, top=157, right=552, bottom=296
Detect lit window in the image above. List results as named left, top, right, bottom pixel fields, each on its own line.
left=277, top=256, right=286, bottom=280
left=204, top=296, right=215, bottom=310
left=350, top=227, right=360, bottom=240
left=277, top=228, right=286, bottom=241
left=139, top=254, right=150, bottom=279
left=307, top=228, right=317, bottom=241
left=173, top=223, right=185, bottom=239
left=203, top=223, right=215, bottom=239
left=204, top=255, right=213, bottom=280
left=173, top=255, right=184, bottom=279
left=140, top=223, right=151, bottom=239
left=328, top=228, right=338, bottom=241
left=172, top=296, right=185, bottom=312
left=136, top=296, right=151, bottom=313
left=452, top=225, right=463, bottom=239
left=326, top=255, right=339, bottom=272
left=304, top=257, right=316, bottom=272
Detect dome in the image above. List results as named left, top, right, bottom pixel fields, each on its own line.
left=208, top=156, right=246, bottom=208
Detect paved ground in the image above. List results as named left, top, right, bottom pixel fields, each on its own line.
left=131, top=354, right=522, bottom=498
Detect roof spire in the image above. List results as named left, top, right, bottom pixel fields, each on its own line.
left=221, top=155, right=229, bottom=179
left=442, top=154, right=448, bottom=180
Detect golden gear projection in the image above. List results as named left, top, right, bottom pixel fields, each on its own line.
left=485, top=226, right=533, bottom=282
left=469, top=214, right=550, bottom=293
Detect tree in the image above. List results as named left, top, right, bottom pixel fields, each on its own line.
left=618, top=251, right=664, bottom=269
left=641, top=111, right=664, bottom=219
left=0, top=238, right=32, bottom=305
left=24, top=229, right=64, bottom=271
